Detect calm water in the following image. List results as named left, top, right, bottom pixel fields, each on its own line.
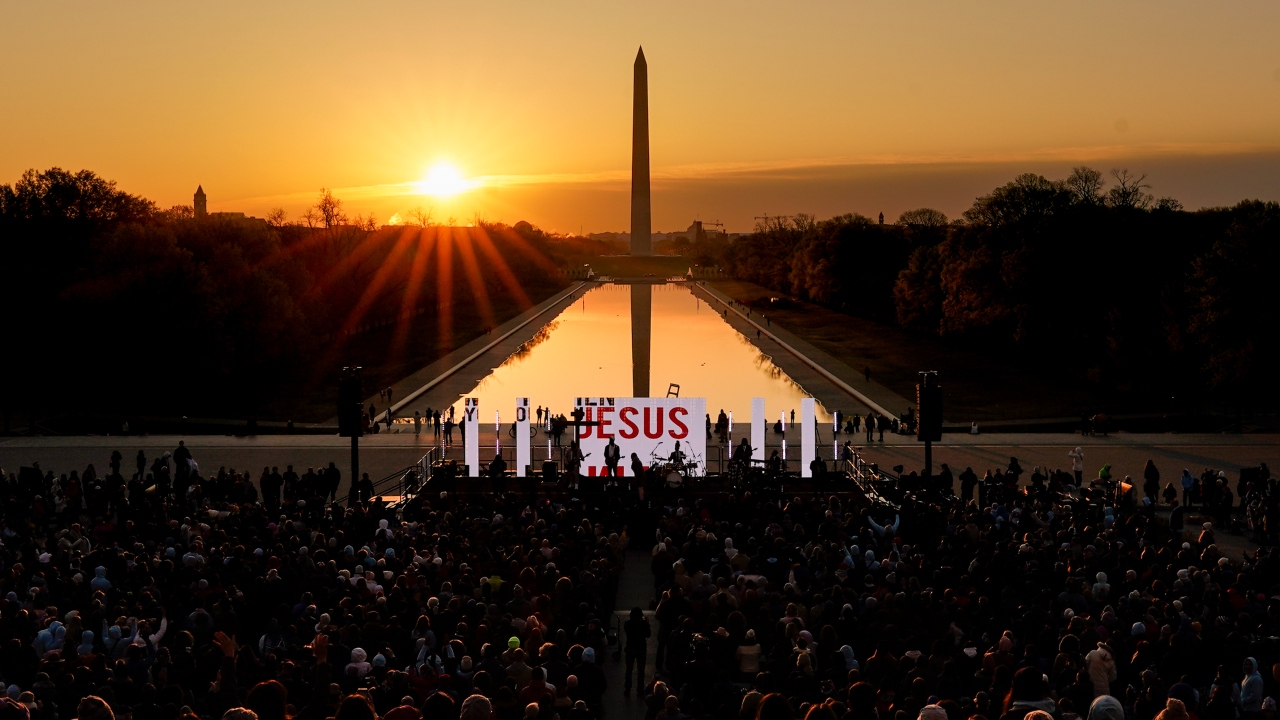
left=456, top=283, right=831, bottom=422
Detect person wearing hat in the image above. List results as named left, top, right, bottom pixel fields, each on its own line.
left=737, top=629, right=761, bottom=680
left=920, top=705, right=948, bottom=720
left=1085, top=641, right=1117, bottom=698
left=572, top=648, right=606, bottom=715
left=501, top=637, right=521, bottom=665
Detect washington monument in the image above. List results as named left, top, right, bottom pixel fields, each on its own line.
left=630, top=47, right=651, bottom=256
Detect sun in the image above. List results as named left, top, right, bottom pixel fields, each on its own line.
left=415, top=162, right=478, bottom=197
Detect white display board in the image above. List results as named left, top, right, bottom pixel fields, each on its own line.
left=574, top=396, right=708, bottom=476
left=801, top=397, right=816, bottom=478
left=751, top=397, right=765, bottom=463
left=464, top=397, right=479, bottom=477
left=516, top=398, right=530, bottom=477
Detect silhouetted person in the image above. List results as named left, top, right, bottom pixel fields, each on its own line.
left=356, top=472, right=374, bottom=505
left=810, top=455, right=827, bottom=483
left=960, top=466, right=978, bottom=501
left=1143, top=459, right=1161, bottom=503
left=323, top=462, right=340, bottom=502
left=623, top=607, right=651, bottom=695
left=488, top=452, right=507, bottom=493
left=604, top=437, right=621, bottom=477
left=938, top=463, right=954, bottom=494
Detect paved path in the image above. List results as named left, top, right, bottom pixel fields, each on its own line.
left=691, top=282, right=913, bottom=417
left=603, top=548, right=657, bottom=720
left=684, top=283, right=877, bottom=418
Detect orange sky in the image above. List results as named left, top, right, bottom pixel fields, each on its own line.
left=3, top=2, right=1280, bottom=231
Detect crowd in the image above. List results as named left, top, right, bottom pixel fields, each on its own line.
left=0, top=445, right=629, bottom=720
left=3, top=443, right=1280, bottom=720
left=631, top=454, right=1280, bottom=720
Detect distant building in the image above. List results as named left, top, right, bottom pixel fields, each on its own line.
left=191, top=186, right=260, bottom=223
left=663, top=220, right=726, bottom=243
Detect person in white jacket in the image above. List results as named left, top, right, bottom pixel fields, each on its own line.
left=1085, top=642, right=1117, bottom=697
left=1070, top=448, right=1086, bottom=486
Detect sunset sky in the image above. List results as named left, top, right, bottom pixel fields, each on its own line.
left=3, top=2, right=1280, bottom=232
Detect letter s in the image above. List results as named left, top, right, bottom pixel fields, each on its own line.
left=669, top=407, right=689, bottom=439
left=619, top=407, right=639, bottom=439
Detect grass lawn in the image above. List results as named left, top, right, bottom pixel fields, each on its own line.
left=709, top=279, right=1117, bottom=422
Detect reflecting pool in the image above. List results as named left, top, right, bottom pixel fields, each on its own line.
left=457, top=283, right=831, bottom=421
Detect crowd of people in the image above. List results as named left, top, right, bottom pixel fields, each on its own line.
left=3, top=443, right=1280, bottom=720
left=0, top=445, right=630, bottom=720
left=628, top=453, right=1280, bottom=720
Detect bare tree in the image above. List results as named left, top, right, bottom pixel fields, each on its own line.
left=407, top=206, right=434, bottom=227
left=266, top=207, right=288, bottom=228
left=301, top=207, right=322, bottom=230
left=315, top=188, right=347, bottom=228
left=358, top=212, right=378, bottom=232
left=1065, top=166, right=1105, bottom=205
left=1106, top=169, right=1153, bottom=209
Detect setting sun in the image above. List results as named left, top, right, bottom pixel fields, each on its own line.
left=415, top=162, right=477, bottom=197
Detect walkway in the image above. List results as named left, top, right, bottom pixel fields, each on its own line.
left=690, top=282, right=912, bottom=417
left=604, top=548, right=657, bottom=720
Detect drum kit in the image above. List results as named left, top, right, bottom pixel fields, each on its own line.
left=651, top=455, right=699, bottom=488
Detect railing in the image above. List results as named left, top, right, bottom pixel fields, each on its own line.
left=841, top=450, right=901, bottom=509
left=369, top=448, right=439, bottom=500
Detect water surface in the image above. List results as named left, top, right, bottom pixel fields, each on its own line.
left=457, top=283, right=831, bottom=422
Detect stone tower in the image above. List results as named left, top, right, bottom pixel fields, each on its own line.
left=194, top=186, right=207, bottom=218
left=630, top=47, right=651, bottom=257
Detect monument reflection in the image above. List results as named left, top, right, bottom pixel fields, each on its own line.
left=631, top=283, right=651, bottom=397
left=460, top=284, right=830, bottom=421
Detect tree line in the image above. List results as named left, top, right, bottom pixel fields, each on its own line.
left=717, top=168, right=1280, bottom=411
left=0, top=168, right=588, bottom=425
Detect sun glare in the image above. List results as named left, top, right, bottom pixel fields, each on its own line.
left=415, top=162, right=477, bottom=197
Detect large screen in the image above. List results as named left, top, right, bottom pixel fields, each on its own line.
left=573, top=396, right=708, bottom=477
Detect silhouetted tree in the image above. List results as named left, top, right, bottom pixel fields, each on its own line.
left=1065, top=166, right=1105, bottom=205
left=1106, top=169, right=1153, bottom=209
left=315, top=188, right=346, bottom=228
left=717, top=165, right=1279, bottom=409
left=1187, top=200, right=1280, bottom=401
